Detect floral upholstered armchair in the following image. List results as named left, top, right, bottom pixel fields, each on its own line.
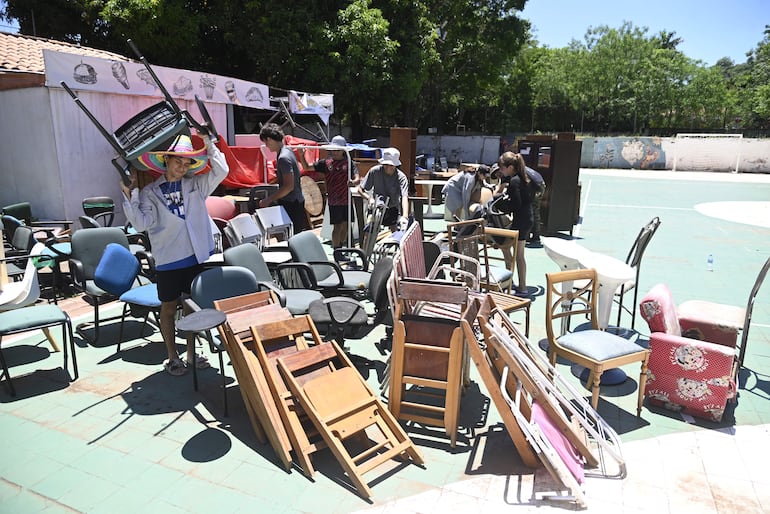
left=638, top=284, right=738, bottom=422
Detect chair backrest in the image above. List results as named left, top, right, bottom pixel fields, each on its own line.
left=223, top=244, right=273, bottom=283
left=70, top=227, right=130, bottom=280
left=397, top=221, right=425, bottom=279
left=287, top=231, right=334, bottom=281
left=93, top=243, right=140, bottom=296
left=447, top=219, right=486, bottom=290
left=82, top=196, right=115, bottom=227
left=638, top=283, right=682, bottom=337
left=79, top=215, right=103, bottom=229
left=0, top=242, right=45, bottom=311
left=544, top=269, right=599, bottom=343
left=224, top=213, right=263, bottom=248
left=11, top=226, right=36, bottom=253
left=739, top=256, right=770, bottom=366
left=368, top=256, right=393, bottom=311
left=626, top=216, right=661, bottom=268
left=205, top=196, right=238, bottom=221
left=2, top=202, right=33, bottom=224
left=1, top=214, right=24, bottom=242
left=189, top=266, right=260, bottom=309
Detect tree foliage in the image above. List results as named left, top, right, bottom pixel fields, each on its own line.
left=1, top=2, right=768, bottom=136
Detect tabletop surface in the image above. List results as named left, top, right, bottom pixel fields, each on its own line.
left=177, top=308, right=227, bottom=332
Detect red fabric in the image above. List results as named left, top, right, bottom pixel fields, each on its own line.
left=645, top=333, right=736, bottom=422
left=639, top=283, right=738, bottom=422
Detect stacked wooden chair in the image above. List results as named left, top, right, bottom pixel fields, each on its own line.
left=213, top=297, right=423, bottom=499
left=388, top=277, right=470, bottom=447
left=465, top=295, right=628, bottom=509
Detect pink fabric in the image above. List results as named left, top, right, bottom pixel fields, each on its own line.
left=205, top=196, right=237, bottom=221
left=531, top=402, right=585, bottom=484
left=639, top=283, right=681, bottom=336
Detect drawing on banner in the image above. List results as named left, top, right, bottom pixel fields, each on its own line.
left=200, top=75, right=216, bottom=99
left=136, top=68, right=157, bottom=89
left=111, top=61, right=129, bottom=89
left=73, top=61, right=97, bottom=84
left=173, top=75, right=193, bottom=96
left=245, top=86, right=263, bottom=103
left=225, top=80, right=239, bottom=104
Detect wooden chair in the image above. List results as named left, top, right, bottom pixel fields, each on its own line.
left=248, top=316, right=329, bottom=477
left=388, top=277, right=469, bottom=447
left=215, top=299, right=295, bottom=470
left=470, top=296, right=629, bottom=507
left=277, top=341, right=424, bottom=499
left=545, top=269, right=649, bottom=414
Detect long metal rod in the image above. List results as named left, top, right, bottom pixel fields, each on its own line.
left=60, top=81, right=123, bottom=155
left=126, top=39, right=181, bottom=115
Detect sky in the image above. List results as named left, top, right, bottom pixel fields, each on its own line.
left=520, top=0, right=769, bottom=66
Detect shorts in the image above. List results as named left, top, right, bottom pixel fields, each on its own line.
left=382, top=206, right=400, bottom=227
left=278, top=199, right=309, bottom=232
left=328, top=204, right=355, bottom=225
left=156, top=264, right=205, bottom=302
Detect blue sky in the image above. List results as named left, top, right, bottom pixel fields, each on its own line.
left=520, top=0, right=769, bottom=66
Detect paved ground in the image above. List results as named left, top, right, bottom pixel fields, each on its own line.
left=1, top=168, right=769, bottom=513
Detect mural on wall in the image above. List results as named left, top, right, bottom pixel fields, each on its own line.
left=592, top=137, right=666, bottom=169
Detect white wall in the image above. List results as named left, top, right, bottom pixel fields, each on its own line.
left=0, top=86, right=227, bottom=226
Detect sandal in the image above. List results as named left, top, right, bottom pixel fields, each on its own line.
left=185, top=353, right=211, bottom=370
left=164, top=358, right=188, bottom=376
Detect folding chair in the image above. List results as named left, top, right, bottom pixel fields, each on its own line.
left=277, top=341, right=424, bottom=499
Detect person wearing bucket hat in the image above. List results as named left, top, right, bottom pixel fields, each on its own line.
left=258, top=123, right=308, bottom=232
left=299, top=135, right=360, bottom=248
left=120, top=133, right=228, bottom=376
left=357, top=147, right=409, bottom=231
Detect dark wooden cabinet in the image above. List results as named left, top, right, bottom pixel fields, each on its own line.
left=518, top=135, right=582, bottom=235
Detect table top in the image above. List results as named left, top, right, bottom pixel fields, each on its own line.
left=542, top=237, right=592, bottom=269
left=177, top=308, right=227, bottom=333
left=415, top=179, right=450, bottom=186
left=578, top=252, right=634, bottom=282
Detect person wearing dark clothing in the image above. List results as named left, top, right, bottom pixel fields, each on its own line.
left=494, top=152, right=543, bottom=295
left=525, top=165, right=545, bottom=246
left=258, top=123, right=308, bottom=233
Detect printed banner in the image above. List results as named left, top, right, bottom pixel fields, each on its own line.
left=288, top=90, right=334, bottom=125
left=43, top=49, right=280, bottom=111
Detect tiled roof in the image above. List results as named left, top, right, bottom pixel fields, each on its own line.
left=0, top=30, right=129, bottom=75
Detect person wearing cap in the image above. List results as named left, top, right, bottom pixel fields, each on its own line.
left=258, top=123, right=309, bottom=233
left=357, top=147, right=410, bottom=231
left=120, top=133, right=228, bottom=376
left=299, top=135, right=360, bottom=248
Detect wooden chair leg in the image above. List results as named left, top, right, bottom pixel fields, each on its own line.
left=42, top=327, right=61, bottom=352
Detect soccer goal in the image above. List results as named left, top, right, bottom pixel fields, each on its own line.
left=673, top=133, right=743, bottom=173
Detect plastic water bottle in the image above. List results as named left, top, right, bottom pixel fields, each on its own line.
left=707, top=253, right=714, bottom=271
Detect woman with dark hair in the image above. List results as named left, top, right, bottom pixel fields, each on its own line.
left=494, top=152, right=542, bottom=295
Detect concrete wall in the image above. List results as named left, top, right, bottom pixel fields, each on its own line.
left=415, top=134, right=770, bottom=173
